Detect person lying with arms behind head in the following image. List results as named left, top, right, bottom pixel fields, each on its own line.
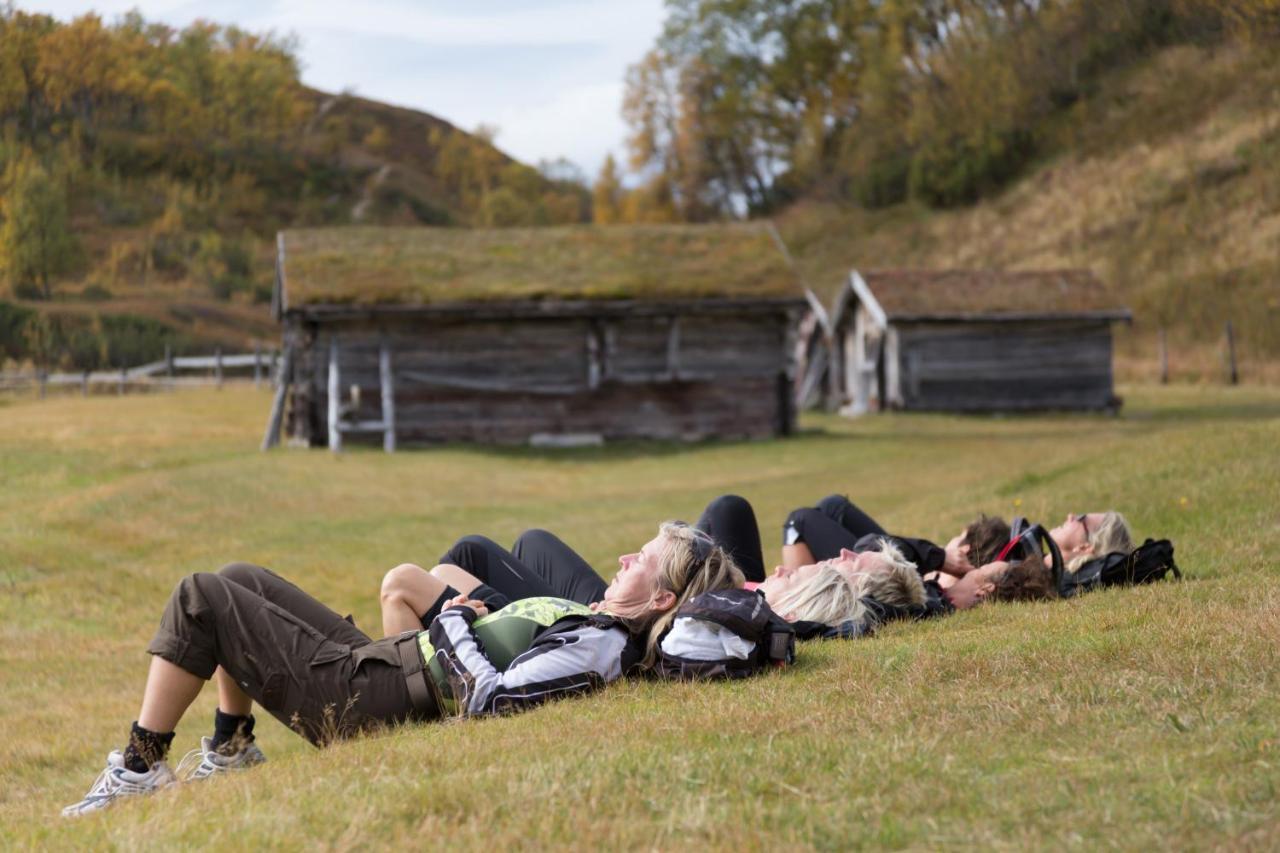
left=62, top=523, right=739, bottom=817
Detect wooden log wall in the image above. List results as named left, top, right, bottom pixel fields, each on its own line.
left=285, top=311, right=792, bottom=445
left=894, top=320, right=1118, bottom=411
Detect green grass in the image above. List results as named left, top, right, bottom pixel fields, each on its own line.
left=281, top=223, right=799, bottom=306
left=2, top=385, right=1278, bottom=848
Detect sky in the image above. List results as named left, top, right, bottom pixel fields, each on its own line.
left=19, top=0, right=668, bottom=178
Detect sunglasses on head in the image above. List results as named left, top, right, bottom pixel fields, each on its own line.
left=1073, top=513, right=1090, bottom=541
left=670, top=521, right=716, bottom=566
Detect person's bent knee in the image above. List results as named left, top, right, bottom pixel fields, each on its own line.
left=703, top=494, right=753, bottom=520
left=815, top=494, right=853, bottom=517
left=217, top=562, right=266, bottom=585
left=380, top=563, right=426, bottom=603
left=513, top=528, right=561, bottom=551
left=439, top=534, right=501, bottom=566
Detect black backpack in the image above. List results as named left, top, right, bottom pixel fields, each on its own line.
left=654, top=588, right=795, bottom=680
left=1059, top=538, right=1180, bottom=598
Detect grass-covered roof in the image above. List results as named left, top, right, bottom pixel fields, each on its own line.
left=851, top=269, right=1131, bottom=320
left=277, top=224, right=801, bottom=309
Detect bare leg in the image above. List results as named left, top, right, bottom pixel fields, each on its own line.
left=781, top=543, right=816, bottom=573
left=380, top=563, right=448, bottom=636
left=429, top=563, right=483, bottom=596
left=137, top=656, right=205, bottom=733
left=214, top=667, right=253, bottom=716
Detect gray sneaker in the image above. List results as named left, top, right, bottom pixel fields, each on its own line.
left=61, top=750, right=177, bottom=817
left=175, top=736, right=267, bottom=781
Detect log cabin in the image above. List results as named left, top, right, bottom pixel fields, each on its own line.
left=807, top=269, right=1131, bottom=413
left=264, top=224, right=807, bottom=448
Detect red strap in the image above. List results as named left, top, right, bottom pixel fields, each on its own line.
left=996, top=537, right=1019, bottom=562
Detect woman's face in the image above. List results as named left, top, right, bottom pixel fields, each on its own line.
left=761, top=549, right=884, bottom=599
left=758, top=560, right=824, bottom=600
left=602, top=534, right=673, bottom=618
left=1048, top=512, right=1106, bottom=556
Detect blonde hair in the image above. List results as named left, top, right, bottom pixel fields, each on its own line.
left=1068, top=511, right=1134, bottom=573
left=857, top=540, right=926, bottom=607
left=768, top=564, right=864, bottom=627
left=634, top=522, right=745, bottom=670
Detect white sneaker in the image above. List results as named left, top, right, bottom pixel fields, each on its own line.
left=175, top=736, right=267, bottom=781
left=61, top=750, right=177, bottom=817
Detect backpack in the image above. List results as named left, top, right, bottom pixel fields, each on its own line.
left=997, top=517, right=1065, bottom=592
left=1059, top=538, right=1180, bottom=598
left=655, top=588, right=795, bottom=679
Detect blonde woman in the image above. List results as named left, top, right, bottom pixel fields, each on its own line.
left=62, top=523, right=739, bottom=817
left=1047, top=512, right=1133, bottom=573
left=752, top=540, right=926, bottom=627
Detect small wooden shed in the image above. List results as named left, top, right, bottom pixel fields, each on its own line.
left=817, top=269, right=1131, bottom=413
left=265, top=224, right=806, bottom=447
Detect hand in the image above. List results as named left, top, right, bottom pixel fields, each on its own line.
left=942, top=544, right=975, bottom=577
left=444, top=594, right=489, bottom=618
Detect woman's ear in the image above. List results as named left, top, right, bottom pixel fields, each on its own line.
left=651, top=588, right=677, bottom=612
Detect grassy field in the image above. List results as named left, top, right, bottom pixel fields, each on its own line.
left=1, top=385, right=1278, bottom=849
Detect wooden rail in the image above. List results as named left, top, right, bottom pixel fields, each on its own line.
left=0, top=348, right=281, bottom=397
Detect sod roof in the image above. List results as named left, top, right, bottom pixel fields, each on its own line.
left=848, top=269, right=1130, bottom=321
left=277, top=224, right=802, bottom=310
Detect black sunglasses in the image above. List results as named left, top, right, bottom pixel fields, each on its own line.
left=1073, top=513, right=1091, bottom=541
left=670, top=521, right=716, bottom=566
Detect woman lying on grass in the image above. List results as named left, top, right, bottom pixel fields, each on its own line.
left=63, top=523, right=740, bottom=817
left=381, top=496, right=924, bottom=634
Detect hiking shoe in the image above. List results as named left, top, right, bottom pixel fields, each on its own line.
left=61, top=750, right=176, bottom=817
left=175, top=736, right=267, bottom=781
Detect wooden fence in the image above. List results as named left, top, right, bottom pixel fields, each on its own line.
left=0, top=347, right=281, bottom=397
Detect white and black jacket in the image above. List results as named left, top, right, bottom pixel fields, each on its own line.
left=427, top=606, right=643, bottom=716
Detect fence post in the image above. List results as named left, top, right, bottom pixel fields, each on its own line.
left=118, top=366, right=126, bottom=396
left=165, top=344, right=174, bottom=391
left=253, top=341, right=263, bottom=388
left=1158, top=327, right=1168, bottom=384
left=215, top=347, right=223, bottom=389
left=1224, top=321, right=1238, bottom=385
left=82, top=369, right=90, bottom=397
left=38, top=368, right=47, bottom=400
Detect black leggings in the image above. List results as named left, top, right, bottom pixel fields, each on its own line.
left=440, top=530, right=610, bottom=606
left=439, top=494, right=769, bottom=596
left=783, top=495, right=887, bottom=561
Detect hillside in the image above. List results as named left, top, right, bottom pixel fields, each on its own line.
left=0, top=8, right=588, bottom=370
left=779, top=42, right=1280, bottom=380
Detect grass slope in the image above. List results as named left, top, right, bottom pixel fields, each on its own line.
left=781, top=43, right=1280, bottom=381
left=1, top=386, right=1278, bottom=848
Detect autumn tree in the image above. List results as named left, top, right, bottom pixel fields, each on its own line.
left=592, top=154, right=624, bottom=224
left=1, top=155, right=79, bottom=299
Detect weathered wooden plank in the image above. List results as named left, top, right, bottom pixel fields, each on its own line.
left=260, top=347, right=294, bottom=450
left=380, top=339, right=396, bottom=452
left=327, top=337, right=341, bottom=452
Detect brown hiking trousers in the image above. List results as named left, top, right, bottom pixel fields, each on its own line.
left=147, top=563, right=438, bottom=745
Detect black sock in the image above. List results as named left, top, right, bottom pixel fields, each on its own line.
left=123, top=722, right=174, bottom=773
left=420, top=585, right=461, bottom=629
left=210, top=709, right=256, bottom=754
